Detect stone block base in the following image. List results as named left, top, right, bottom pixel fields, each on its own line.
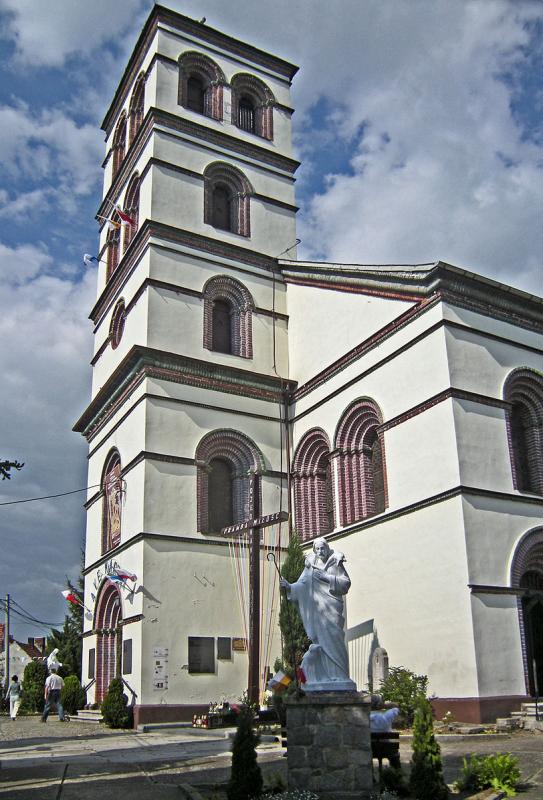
left=285, top=692, right=372, bottom=800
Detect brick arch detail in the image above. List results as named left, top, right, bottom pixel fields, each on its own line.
left=230, top=72, right=275, bottom=140
left=203, top=161, right=253, bottom=237
left=123, top=172, right=140, bottom=254
left=178, top=50, right=225, bottom=121
left=202, top=275, right=254, bottom=358
left=334, top=398, right=387, bottom=525
left=112, top=112, right=127, bottom=178
left=195, top=429, right=264, bottom=533
left=128, top=73, right=145, bottom=145
left=292, top=428, right=333, bottom=541
left=101, top=449, right=123, bottom=554
left=504, top=368, right=543, bottom=494
left=93, top=579, right=122, bottom=702
left=106, top=210, right=121, bottom=280
left=109, top=297, right=126, bottom=350
left=510, top=527, right=543, bottom=694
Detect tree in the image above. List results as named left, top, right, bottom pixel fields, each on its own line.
left=409, top=698, right=449, bottom=800
left=21, top=660, right=47, bottom=713
left=61, top=675, right=87, bottom=714
left=227, top=705, right=263, bottom=800
left=380, top=666, right=428, bottom=727
left=0, top=459, right=24, bottom=480
left=277, top=532, right=310, bottom=675
left=101, top=677, right=133, bottom=728
left=48, top=560, right=84, bottom=679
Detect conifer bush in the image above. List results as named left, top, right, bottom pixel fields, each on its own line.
left=408, top=698, right=448, bottom=800
left=21, top=660, right=48, bottom=713
left=61, top=675, right=87, bottom=714
left=227, top=705, right=263, bottom=800
left=379, top=666, right=428, bottom=727
left=101, top=677, right=133, bottom=728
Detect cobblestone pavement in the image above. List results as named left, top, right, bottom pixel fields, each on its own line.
left=0, top=714, right=542, bottom=799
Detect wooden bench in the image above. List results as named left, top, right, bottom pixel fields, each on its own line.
left=371, top=731, right=401, bottom=775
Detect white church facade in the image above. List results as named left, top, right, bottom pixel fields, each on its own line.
left=75, top=4, right=543, bottom=725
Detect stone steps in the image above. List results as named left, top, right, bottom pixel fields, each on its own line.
left=74, top=709, right=103, bottom=724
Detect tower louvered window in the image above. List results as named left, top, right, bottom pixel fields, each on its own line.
left=238, top=97, right=255, bottom=133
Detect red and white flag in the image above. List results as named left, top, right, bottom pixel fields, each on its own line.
left=115, top=205, right=135, bottom=226
left=61, top=590, right=82, bottom=606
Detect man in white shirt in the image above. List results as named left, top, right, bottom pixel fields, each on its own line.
left=41, top=669, right=66, bottom=722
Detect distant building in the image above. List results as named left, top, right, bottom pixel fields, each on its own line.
left=75, top=5, right=543, bottom=725
left=0, top=625, right=46, bottom=683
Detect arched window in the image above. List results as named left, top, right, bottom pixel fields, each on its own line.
left=212, top=183, right=232, bottom=231
left=292, top=429, right=334, bottom=542
left=208, top=457, right=234, bottom=531
left=334, top=399, right=387, bottom=526
left=196, top=430, right=264, bottom=533
left=178, top=51, right=225, bottom=121
left=212, top=298, right=232, bottom=353
left=203, top=162, right=252, bottom=238
left=109, top=299, right=126, bottom=350
left=106, top=213, right=121, bottom=280
left=238, top=96, right=255, bottom=133
left=504, top=369, right=543, bottom=495
left=94, top=581, right=122, bottom=702
left=128, top=73, right=145, bottom=145
left=101, top=450, right=124, bottom=554
left=203, top=275, right=254, bottom=358
left=511, top=528, right=543, bottom=696
left=112, top=113, right=127, bottom=178
left=122, top=173, right=140, bottom=254
left=230, top=73, right=275, bottom=140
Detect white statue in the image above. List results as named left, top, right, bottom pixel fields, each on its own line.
left=280, top=537, right=356, bottom=692
left=47, top=649, right=62, bottom=671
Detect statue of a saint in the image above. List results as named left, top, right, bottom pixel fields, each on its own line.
left=280, top=537, right=356, bottom=692
left=47, top=648, right=62, bottom=672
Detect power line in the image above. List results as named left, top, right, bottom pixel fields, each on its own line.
left=0, top=484, right=100, bottom=507
left=11, top=597, right=65, bottom=626
left=0, top=600, right=63, bottom=628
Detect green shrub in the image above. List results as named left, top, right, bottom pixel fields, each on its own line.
left=380, top=666, right=428, bottom=727
left=101, top=678, right=133, bottom=728
left=380, top=765, right=410, bottom=797
left=20, top=661, right=48, bottom=713
left=456, top=753, right=521, bottom=796
left=227, top=705, right=263, bottom=800
left=61, top=675, right=87, bottom=715
left=409, top=698, right=448, bottom=800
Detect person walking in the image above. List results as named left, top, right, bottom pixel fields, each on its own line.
left=41, top=668, right=66, bottom=722
left=5, top=675, right=23, bottom=721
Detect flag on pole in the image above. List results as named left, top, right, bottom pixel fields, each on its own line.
left=114, top=568, right=137, bottom=582
left=62, top=589, right=82, bottom=606
left=267, top=669, right=292, bottom=693
left=83, top=254, right=99, bottom=267
left=115, top=205, right=135, bottom=226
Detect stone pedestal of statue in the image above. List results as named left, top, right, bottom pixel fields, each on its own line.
left=285, top=692, right=373, bottom=800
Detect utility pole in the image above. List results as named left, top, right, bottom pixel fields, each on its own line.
left=4, top=593, right=10, bottom=692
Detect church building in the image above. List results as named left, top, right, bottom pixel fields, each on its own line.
left=75, top=3, right=543, bottom=724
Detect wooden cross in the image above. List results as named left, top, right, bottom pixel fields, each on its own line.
left=222, top=476, right=288, bottom=706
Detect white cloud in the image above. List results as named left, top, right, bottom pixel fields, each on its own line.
left=0, top=0, right=146, bottom=67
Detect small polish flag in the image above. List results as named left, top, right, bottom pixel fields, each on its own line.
left=62, top=590, right=81, bottom=606
left=115, top=206, right=136, bottom=226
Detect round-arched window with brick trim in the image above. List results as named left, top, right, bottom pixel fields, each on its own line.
left=202, top=275, right=254, bottom=359
left=230, top=73, right=275, bottom=140
left=504, top=368, right=543, bottom=495
left=178, top=51, right=225, bottom=121
left=334, top=398, right=387, bottom=526
left=110, top=299, right=126, bottom=350
left=203, top=162, right=253, bottom=238
left=292, top=428, right=334, bottom=542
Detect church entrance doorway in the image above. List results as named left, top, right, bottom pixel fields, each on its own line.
left=95, top=582, right=122, bottom=703
left=520, top=570, right=543, bottom=697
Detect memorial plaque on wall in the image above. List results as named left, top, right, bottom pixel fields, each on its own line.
left=188, top=636, right=215, bottom=673
left=232, top=637, right=247, bottom=652
left=217, top=636, right=232, bottom=660
left=152, top=646, right=169, bottom=690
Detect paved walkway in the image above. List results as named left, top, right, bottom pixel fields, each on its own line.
left=1, top=714, right=542, bottom=798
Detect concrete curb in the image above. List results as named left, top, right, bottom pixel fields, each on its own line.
left=399, top=732, right=510, bottom=743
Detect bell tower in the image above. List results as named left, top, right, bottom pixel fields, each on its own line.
left=75, top=5, right=298, bottom=721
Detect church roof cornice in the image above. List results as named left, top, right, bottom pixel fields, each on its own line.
left=279, top=259, right=543, bottom=331
left=73, top=345, right=295, bottom=441
left=102, top=5, right=298, bottom=135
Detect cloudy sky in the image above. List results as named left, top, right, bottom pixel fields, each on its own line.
left=0, top=0, right=542, bottom=640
